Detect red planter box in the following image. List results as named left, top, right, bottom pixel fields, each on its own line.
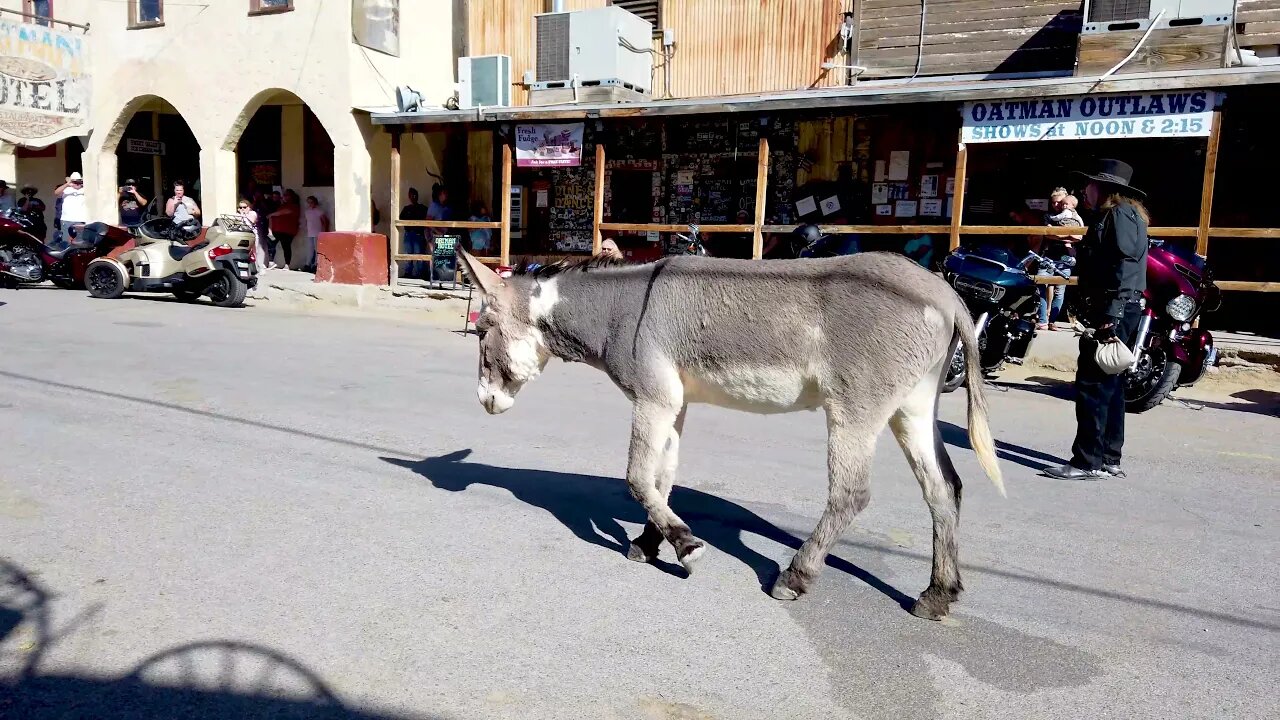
left=315, top=232, right=389, bottom=285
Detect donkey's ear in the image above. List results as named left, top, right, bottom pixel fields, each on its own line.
left=458, top=246, right=505, bottom=298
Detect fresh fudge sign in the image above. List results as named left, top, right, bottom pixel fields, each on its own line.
left=962, top=91, right=1216, bottom=143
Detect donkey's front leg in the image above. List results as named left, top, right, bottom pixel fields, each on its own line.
left=628, top=404, right=687, bottom=563
left=771, top=410, right=875, bottom=600
left=625, top=400, right=704, bottom=572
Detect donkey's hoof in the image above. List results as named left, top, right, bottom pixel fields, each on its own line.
left=769, top=570, right=806, bottom=601
left=626, top=542, right=655, bottom=563
left=769, top=580, right=800, bottom=601
left=676, top=539, right=706, bottom=573
left=909, top=594, right=951, bottom=621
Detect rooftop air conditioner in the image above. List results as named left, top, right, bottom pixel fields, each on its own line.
left=1082, top=0, right=1234, bottom=33
left=458, top=55, right=512, bottom=109
left=530, top=6, right=652, bottom=105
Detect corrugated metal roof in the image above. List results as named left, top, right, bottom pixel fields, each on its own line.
left=369, top=66, right=1280, bottom=126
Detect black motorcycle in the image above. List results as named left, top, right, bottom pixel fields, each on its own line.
left=941, top=245, right=1062, bottom=391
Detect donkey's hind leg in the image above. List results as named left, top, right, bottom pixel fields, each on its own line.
left=625, top=400, right=705, bottom=572
left=771, top=406, right=876, bottom=600
left=628, top=404, right=687, bottom=563
left=890, top=370, right=964, bottom=621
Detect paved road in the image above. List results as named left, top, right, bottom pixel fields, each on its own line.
left=1, top=287, right=1276, bottom=720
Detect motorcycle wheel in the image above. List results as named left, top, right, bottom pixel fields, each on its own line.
left=206, top=270, right=247, bottom=308
left=942, top=346, right=966, bottom=393
left=1125, top=353, right=1181, bottom=413
left=85, top=263, right=126, bottom=300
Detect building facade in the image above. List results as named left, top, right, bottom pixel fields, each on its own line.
left=0, top=0, right=459, bottom=235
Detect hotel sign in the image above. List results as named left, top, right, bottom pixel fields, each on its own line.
left=0, top=18, right=90, bottom=147
left=962, top=91, right=1217, bottom=143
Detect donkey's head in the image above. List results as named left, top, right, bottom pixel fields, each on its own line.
left=458, top=249, right=552, bottom=415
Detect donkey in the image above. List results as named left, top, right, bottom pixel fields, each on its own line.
left=456, top=247, right=1003, bottom=620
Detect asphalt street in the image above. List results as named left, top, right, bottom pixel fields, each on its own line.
left=1, top=287, right=1277, bottom=720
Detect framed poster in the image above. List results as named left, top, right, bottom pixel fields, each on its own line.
left=516, top=124, right=584, bottom=167
left=352, top=0, right=400, bottom=57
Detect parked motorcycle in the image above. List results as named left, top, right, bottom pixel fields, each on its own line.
left=0, top=210, right=132, bottom=289
left=1123, top=240, right=1221, bottom=412
left=84, top=214, right=258, bottom=307
left=941, top=244, right=1050, bottom=392
left=671, top=224, right=709, bottom=256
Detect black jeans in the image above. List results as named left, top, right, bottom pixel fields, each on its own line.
left=1070, top=302, right=1143, bottom=470
left=273, top=232, right=295, bottom=267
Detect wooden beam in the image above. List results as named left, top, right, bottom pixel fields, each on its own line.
left=753, top=136, right=770, bottom=259
left=389, top=129, right=402, bottom=284
left=950, top=135, right=968, bottom=250
left=1207, top=227, right=1280, bottom=238
left=500, top=141, right=512, bottom=266
left=598, top=223, right=758, bottom=233
left=395, top=220, right=502, bottom=229
left=1197, top=109, right=1223, bottom=257
left=593, top=143, right=605, bottom=255
left=760, top=224, right=951, bottom=234
left=1216, top=281, right=1280, bottom=292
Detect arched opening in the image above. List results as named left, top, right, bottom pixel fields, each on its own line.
left=227, top=89, right=336, bottom=270
left=109, top=95, right=201, bottom=223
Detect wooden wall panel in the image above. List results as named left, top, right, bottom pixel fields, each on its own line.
left=466, top=0, right=853, bottom=104
left=1237, top=0, right=1280, bottom=48
left=857, top=0, right=1081, bottom=78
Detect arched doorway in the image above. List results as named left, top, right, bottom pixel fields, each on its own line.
left=225, top=89, right=336, bottom=269
left=108, top=96, right=200, bottom=222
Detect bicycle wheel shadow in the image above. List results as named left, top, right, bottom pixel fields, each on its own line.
left=0, top=559, right=441, bottom=720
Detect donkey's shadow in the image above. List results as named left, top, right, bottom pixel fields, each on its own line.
left=382, top=450, right=914, bottom=610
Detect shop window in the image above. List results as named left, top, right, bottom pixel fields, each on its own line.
left=129, top=0, right=163, bottom=28
left=303, top=107, right=334, bottom=187
left=24, top=0, right=53, bottom=26
left=250, top=0, right=293, bottom=15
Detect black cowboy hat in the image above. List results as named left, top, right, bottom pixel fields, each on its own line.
left=1071, top=158, right=1146, bottom=199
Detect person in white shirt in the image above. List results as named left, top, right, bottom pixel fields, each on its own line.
left=302, top=195, right=329, bottom=273
left=165, top=180, right=201, bottom=235
left=54, top=172, right=89, bottom=241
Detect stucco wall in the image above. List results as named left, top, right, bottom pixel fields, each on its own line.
left=0, top=0, right=455, bottom=233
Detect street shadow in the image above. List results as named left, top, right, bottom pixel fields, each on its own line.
left=939, top=421, right=1068, bottom=473
left=994, top=375, right=1075, bottom=401
left=382, top=450, right=916, bottom=611
left=0, top=559, right=439, bottom=720
left=1186, top=388, right=1280, bottom=417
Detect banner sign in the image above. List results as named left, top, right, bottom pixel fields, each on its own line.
left=0, top=18, right=90, bottom=147
left=962, top=91, right=1217, bottom=143
left=516, top=123, right=584, bottom=167
left=352, top=0, right=399, bottom=57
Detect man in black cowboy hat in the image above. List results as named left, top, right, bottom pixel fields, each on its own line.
left=1045, top=158, right=1149, bottom=481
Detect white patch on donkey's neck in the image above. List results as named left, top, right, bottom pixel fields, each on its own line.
left=528, top=278, right=560, bottom=324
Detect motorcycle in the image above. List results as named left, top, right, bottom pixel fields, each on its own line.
left=941, top=245, right=1052, bottom=392
left=84, top=214, right=258, bottom=308
left=1122, top=240, right=1221, bottom=412
left=0, top=210, right=133, bottom=289
left=671, top=224, right=709, bottom=256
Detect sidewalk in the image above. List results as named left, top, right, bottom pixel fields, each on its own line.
left=1025, top=323, right=1280, bottom=390
left=246, top=269, right=476, bottom=328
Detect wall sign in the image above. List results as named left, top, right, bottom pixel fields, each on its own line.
left=125, top=138, right=165, bottom=155
left=516, top=123, right=584, bottom=167
left=962, top=91, right=1217, bottom=143
left=0, top=18, right=90, bottom=147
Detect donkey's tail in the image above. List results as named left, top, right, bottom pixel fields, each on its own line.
left=953, top=309, right=1006, bottom=497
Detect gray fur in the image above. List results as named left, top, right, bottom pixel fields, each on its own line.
left=459, top=249, right=1004, bottom=620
